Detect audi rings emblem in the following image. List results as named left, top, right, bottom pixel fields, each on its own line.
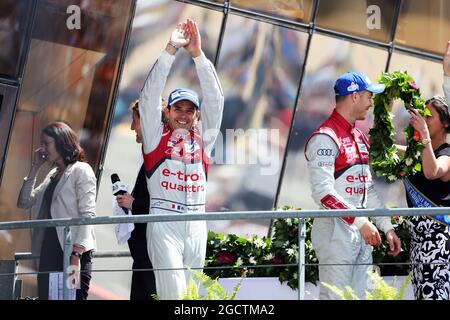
left=317, top=149, right=333, bottom=156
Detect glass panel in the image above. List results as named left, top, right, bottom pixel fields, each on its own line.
left=94, top=1, right=224, bottom=299
left=316, top=0, right=395, bottom=43
left=0, top=0, right=32, bottom=79
left=389, top=53, right=444, bottom=99
left=0, top=84, right=18, bottom=182
left=206, top=14, right=307, bottom=237
left=277, top=34, right=400, bottom=211
left=231, top=0, right=315, bottom=23
left=15, top=0, right=133, bottom=172
left=0, top=0, right=133, bottom=297
left=395, top=0, right=450, bottom=55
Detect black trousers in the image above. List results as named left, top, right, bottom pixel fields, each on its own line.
left=130, top=258, right=157, bottom=300
left=128, top=224, right=156, bottom=300
left=38, top=227, right=93, bottom=300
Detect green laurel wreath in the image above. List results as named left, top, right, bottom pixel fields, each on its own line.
left=369, top=71, right=431, bottom=183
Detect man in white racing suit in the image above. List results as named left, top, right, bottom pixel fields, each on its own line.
left=305, top=71, right=401, bottom=300
left=138, top=19, right=224, bottom=299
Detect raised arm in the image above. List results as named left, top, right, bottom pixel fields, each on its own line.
left=17, top=148, right=52, bottom=209
left=444, top=41, right=450, bottom=104
left=184, top=19, right=224, bottom=155
left=139, top=23, right=190, bottom=154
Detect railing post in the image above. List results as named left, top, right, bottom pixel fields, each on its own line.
left=298, top=218, right=305, bottom=300
left=62, top=226, right=71, bottom=300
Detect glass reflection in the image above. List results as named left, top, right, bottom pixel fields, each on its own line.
left=0, top=0, right=31, bottom=79
left=0, top=84, right=18, bottom=181
left=395, top=0, right=450, bottom=55
left=0, top=0, right=133, bottom=298
left=277, top=34, right=401, bottom=211
left=206, top=14, right=307, bottom=237
left=316, top=0, right=395, bottom=43
left=231, top=0, right=314, bottom=23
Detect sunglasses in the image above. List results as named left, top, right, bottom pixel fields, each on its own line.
left=425, top=95, right=449, bottom=109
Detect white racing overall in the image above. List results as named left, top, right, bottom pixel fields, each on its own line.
left=305, top=110, right=393, bottom=299
left=139, top=50, right=223, bottom=299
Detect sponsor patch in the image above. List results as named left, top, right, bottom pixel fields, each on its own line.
left=317, top=149, right=334, bottom=156
left=318, top=161, right=334, bottom=167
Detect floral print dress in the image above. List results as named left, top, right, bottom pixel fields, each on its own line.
left=406, top=143, right=450, bottom=300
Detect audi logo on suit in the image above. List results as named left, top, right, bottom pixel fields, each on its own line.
left=317, top=149, right=334, bottom=156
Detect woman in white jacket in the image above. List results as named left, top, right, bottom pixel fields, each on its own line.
left=17, top=122, right=96, bottom=300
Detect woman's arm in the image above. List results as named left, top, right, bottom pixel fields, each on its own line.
left=420, top=142, right=450, bottom=180
left=409, top=109, right=450, bottom=179
left=17, top=148, right=50, bottom=208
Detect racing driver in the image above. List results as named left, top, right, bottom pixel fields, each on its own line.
left=138, top=19, right=224, bottom=299
left=305, top=71, right=401, bottom=300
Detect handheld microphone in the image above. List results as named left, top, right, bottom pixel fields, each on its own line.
left=111, top=173, right=129, bottom=214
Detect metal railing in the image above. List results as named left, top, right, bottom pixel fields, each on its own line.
left=1, top=207, right=449, bottom=300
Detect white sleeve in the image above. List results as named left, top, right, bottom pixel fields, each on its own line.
left=72, top=163, right=97, bottom=248
left=444, top=75, right=450, bottom=106
left=193, top=52, right=224, bottom=156
left=365, top=178, right=383, bottom=209
left=17, top=170, right=54, bottom=209
left=306, top=134, right=371, bottom=228
left=139, top=50, right=175, bottom=154
left=366, top=177, right=393, bottom=234
left=306, top=134, right=351, bottom=208
left=17, top=176, right=43, bottom=209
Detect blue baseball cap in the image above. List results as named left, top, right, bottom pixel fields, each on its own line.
left=168, top=88, right=200, bottom=109
left=334, top=72, right=385, bottom=97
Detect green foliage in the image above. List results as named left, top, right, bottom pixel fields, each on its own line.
left=205, top=207, right=411, bottom=291
left=205, top=230, right=273, bottom=279
left=320, top=283, right=359, bottom=300
left=369, top=71, right=429, bottom=183
left=205, top=206, right=319, bottom=288
left=372, top=214, right=411, bottom=276
left=179, top=269, right=242, bottom=300
left=366, top=272, right=412, bottom=300
left=270, top=207, right=319, bottom=288
left=321, top=271, right=412, bottom=300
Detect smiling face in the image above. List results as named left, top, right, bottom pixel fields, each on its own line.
left=40, top=133, right=62, bottom=163
left=164, top=100, right=199, bottom=131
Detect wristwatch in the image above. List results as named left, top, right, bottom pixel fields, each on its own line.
left=71, top=251, right=83, bottom=259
